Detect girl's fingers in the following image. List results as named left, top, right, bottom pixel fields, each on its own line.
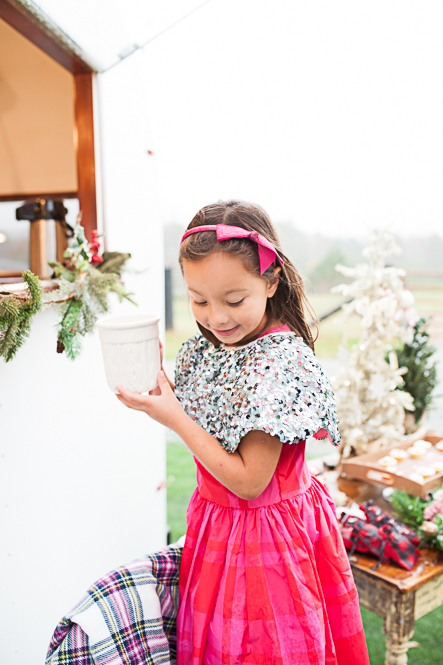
left=115, top=388, right=153, bottom=412
left=157, top=371, right=170, bottom=393
left=116, top=394, right=147, bottom=411
left=116, top=386, right=147, bottom=404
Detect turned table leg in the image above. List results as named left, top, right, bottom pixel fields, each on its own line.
left=383, top=590, right=415, bottom=665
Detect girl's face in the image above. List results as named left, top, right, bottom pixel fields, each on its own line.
left=182, top=252, right=279, bottom=345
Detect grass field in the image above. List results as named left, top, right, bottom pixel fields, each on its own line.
left=167, top=440, right=443, bottom=665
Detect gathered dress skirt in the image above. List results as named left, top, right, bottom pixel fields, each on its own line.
left=177, top=440, right=370, bottom=665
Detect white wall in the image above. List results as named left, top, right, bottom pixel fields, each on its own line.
left=0, top=50, right=166, bottom=664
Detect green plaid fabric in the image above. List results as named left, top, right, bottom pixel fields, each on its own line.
left=46, top=546, right=182, bottom=665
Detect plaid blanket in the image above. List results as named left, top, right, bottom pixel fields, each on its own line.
left=46, top=546, right=183, bottom=665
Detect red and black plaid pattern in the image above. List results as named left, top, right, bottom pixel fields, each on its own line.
left=339, top=502, right=420, bottom=571
left=359, top=499, right=420, bottom=544
left=379, top=524, right=421, bottom=571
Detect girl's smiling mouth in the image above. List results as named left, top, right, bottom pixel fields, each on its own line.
left=212, top=325, right=240, bottom=337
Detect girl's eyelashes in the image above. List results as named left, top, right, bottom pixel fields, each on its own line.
left=192, top=299, right=244, bottom=308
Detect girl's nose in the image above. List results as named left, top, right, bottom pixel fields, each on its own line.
left=208, top=305, right=230, bottom=327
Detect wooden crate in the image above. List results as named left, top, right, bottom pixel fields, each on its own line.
left=341, top=429, right=443, bottom=497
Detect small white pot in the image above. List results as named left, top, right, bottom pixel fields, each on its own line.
left=95, top=314, right=161, bottom=393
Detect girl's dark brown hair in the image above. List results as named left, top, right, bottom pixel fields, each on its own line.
left=179, top=200, right=318, bottom=352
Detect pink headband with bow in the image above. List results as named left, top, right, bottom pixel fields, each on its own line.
left=181, top=224, right=284, bottom=275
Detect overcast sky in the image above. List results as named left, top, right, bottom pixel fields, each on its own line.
left=137, top=1, right=443, bottom=238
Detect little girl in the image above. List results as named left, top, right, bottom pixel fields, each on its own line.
left=116, top=201, right=370, bottom=665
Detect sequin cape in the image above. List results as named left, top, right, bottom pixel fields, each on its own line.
left=174, top=331, right=340, bottom=451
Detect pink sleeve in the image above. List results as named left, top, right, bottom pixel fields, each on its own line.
left=313, top=428, right=333, bottom=443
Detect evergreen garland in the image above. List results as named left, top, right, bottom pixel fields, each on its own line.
left=56, top=299, right=83, bottom=360
left=0, top=222, right=135, bottom=362
left=0, top=270, right=42, bottom=362
left=49, top=223, right=135, bottom=359
left=396, top=317, right=437, bottom=423
left=391, top=488, right=443, bottom=551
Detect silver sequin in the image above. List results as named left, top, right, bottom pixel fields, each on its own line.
left=174, top=332, right=341, bottom=453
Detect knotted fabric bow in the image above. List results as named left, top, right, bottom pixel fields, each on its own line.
left=181, top=224, right=284, bottom=275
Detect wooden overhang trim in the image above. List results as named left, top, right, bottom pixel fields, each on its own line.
left=0, top=0, right=95, bottom=74
left=0, top=192, right=78, bottom=203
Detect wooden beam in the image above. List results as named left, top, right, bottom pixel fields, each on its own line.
left=74, top=73, right=97, bottom=240
left=0, top=0, right=94, bottom=74
left=0, top=191, right=78, bottom=203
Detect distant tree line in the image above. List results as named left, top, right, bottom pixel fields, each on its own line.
left=164, top=221, right=443, bottom=294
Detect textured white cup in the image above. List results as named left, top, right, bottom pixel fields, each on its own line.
left=95, top=314, right=161, bottom=393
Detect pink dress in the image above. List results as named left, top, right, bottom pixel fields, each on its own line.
left=175, top=328, right=369, bottom=665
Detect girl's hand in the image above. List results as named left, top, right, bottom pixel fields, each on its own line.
left=149, top=340, right=174, bottom=395
left=116, top=371, right=185, bottom=431
left=149, top=340, right=165, bottom=396
left=159, top=339, right=164, bottom=365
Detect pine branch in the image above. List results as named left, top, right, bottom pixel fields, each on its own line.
left=22, top=270, right=43, bottom=313
left=57, top=328, right=82, bottom=360
left=0, top=319, right=20, bottom=361
left=391, top=489, right=443, bottom=552
left=98, top=252, right=131, bottom=277
left=395, top=317, right=437, bottom=422
left=391, top=491, right=425, bottom=528
left=0, top=296, right=21, bottom=323
left=0, top=271, right=43, bottom=362
left=56, top=299, right=84, bottom=358
left=110, top=281, right=137, bottom=305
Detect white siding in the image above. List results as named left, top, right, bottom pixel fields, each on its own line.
left=0, top=50, right=166, bottom=664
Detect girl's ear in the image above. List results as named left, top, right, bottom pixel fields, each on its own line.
left=267, top=267, right=281, bottom=298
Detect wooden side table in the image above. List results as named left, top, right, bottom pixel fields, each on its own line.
left=317, top=468, right=443, bottom=664
left=351, top=548, right=443, bottom=665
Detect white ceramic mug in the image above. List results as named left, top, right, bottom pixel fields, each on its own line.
left=95, top=314, right=161, bottom=393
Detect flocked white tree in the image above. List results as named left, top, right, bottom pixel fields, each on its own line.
left=331, top=231, right=417, bottom=458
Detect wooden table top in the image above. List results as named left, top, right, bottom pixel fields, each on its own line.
left=349, top=548, right=443, bottom=593
left=317, top=465, right=443, bottom=593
